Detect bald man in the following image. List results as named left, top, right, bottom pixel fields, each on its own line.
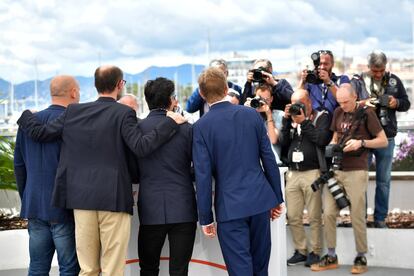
left=14, top=75, right=80, bottom=275
left=279, top=89, right=331, bottom=267
left=311, top=85, right=387, bottom=274
left=119, top=94, right=139, bottom=112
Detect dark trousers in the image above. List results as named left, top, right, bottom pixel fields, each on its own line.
left=138, top=222, right=197, bottom=276
left=217, top=211, right=271, bottom=276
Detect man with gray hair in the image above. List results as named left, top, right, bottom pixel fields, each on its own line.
left=351, top=51, right=411, bottom=228
left=186, top=58, right=242, bottom=117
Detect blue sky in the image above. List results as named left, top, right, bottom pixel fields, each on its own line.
left=0, top=0, right=413, bottom=83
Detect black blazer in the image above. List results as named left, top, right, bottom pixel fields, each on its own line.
left=17, top=97, right=178, bottom=214
left=137, top=109, right=197, bottom=225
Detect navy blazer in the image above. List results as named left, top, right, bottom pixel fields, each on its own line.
left=14, top=105, right=73, bottom=223
left=192, top=101, right=284, bottom=225
left=17, top=97, right=178, bottom=215
left=137, top=109, right=197, bottom=225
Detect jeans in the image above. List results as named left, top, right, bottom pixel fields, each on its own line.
left=28, top=218, right=79, bottom=276
left=370, top=137, right=395, bottom=222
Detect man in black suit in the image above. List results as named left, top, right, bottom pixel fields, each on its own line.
left=137, top=77, right=197, bottom=276
left=17, top=66, right=186, bottom=276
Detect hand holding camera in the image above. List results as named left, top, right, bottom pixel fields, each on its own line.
left=343, top=139, right=363, bottom=152
left=248, top=67, right=277, bottom=86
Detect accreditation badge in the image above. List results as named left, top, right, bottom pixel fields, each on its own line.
left=292, top=150, right=304, bottom=163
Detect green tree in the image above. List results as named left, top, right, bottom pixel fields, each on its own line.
left=0, top=137, right=17, bottom=191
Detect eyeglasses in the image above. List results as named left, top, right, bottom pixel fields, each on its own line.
left=120, top=79, right=127, bottom=85
left=170, top=94, right=177, bottom=100
left=318, top=50, right=333, bottom=55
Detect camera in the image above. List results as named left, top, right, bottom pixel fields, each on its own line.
left=325, top=144, right=343, bottom=170
left=250, top=96, right=266, bottom=109
left=250, top=66, right=267, bottom=83
left=289, top=102, right=306, bottom=116
left=305, top=52, right=324, bottom=85
left=311, top=170, right=350, bottom=209
left=369, top=94, right=390, bottom=126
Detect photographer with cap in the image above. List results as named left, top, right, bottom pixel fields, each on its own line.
left=299, top=50, right=350, bottom=115
left=241, top=58, right=293, bottom=110
left=244, top=84, right=282, bottom=163
left=186, top=59, right=242, bottom=118
left=311, top=84, right=387, bottom=274
left=351, top=51, right=411, bottom=228
left=278, top=89, right=331, bottom=267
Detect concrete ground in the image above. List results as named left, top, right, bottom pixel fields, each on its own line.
left=1, top=265, right=414, bottom=276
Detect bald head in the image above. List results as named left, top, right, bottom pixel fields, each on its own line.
left=49, top=75, right=80, bottom=106
left=336, top=84, right=357, bottom=112
left=291, top=89, right=309, bottom=103
left=119, top=94, right=138, bottom=111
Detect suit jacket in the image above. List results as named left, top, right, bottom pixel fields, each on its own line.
left=137, top=109, right=197, bottom=225
left=17, top=97, right=178, bottom=215
left=192, top=101, right=284, bottom=225
left=14, top=105, right=73, bottom=223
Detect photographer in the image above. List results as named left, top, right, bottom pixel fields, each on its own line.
left=241, top=58, right=293, bottom=110
left=299, top=50, right=350, bottom=115
left=311, top=84, right=388, bottom=274
left=278, top=89, right=331, bottom=267
left=245, top=84, right=281, bottom=162
left=186, top=59, right=242, bottom=117
left=351, top=51, right=411, bottom=228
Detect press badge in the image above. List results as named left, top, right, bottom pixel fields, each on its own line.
left=292, top=150, right=304, bottom=163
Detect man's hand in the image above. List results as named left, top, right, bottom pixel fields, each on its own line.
left=202, top=223, right=217, bottom=238
left=270, top=204, right=283, bottom=221
left=318, top=69, right=330, bottom=84
left=343, top=139, right=362, bottom=152
left=291, top=108, right=306, bottom=124
left=284, top=104, right=292, bottom=118
left=261, top=71, right=277, bottom=87
left=246, top=71, right=254, bottom=83
left=388, top=96, right=398, bottom=109
left=166, top=111, right=187, bottom=124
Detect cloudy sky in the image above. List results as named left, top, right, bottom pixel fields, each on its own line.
left=1, top=0, right=413, bottom=83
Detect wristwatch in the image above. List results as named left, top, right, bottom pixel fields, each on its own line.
left=361, top=139, right=366, bottom=148
left=326, top=80, right=334, bottom=88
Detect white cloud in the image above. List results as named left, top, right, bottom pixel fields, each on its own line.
left=0, top=0, right=412, bottom=83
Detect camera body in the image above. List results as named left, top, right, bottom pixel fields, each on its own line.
left=370, top=94, right=390, bottom=126
left=325, top=144, right=344, bottom=170
left=289, top=102, right=306, bottom=116
left=305, top=52, right=324, bottom=85
left=250, top=66, right=267, bottom=83
left=250, top=96, right=266, bottom=109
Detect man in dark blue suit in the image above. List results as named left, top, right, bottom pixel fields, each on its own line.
left=14, top=75, right=80, bottom=275
left=192, top=67, right=284, bottom=276
left=137, top=77, right=197, bottom=276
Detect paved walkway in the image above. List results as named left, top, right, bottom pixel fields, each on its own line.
left=1, top=266, right=414, bottom=275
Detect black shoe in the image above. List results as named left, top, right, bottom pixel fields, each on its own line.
left=351, top=256, right=368, bottom=274
left=287, top=250, right=307, bottom=266
left=305, top=252, right=320, bottom=267
left=374, top=221, right=388, bottom=228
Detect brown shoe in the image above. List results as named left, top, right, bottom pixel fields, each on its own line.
left=351, top=256, right=368, bottom=274
left=310, top=254, right=339, bottom=271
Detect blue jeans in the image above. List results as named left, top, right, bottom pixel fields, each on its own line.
left=28, top=219, right=79, bottom=276
left=370, top=137, right=395, bottom=222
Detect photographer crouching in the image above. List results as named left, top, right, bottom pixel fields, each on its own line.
left=244, top=84, right=281, bottom=162
left=351, top=51, right=411, bottom=228
left=311, top=84, right=388, bottom=274
left=278, top=89, right=332, bottom=267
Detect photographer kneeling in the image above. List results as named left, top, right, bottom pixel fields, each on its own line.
left=278, top=89, right=332, bottom=267
left=311, top=84, right=388, bottom=274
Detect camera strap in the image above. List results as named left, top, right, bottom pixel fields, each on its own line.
left=312, top=110, right=329, bottom=173
left=338, top=106, right=367, bottom=146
